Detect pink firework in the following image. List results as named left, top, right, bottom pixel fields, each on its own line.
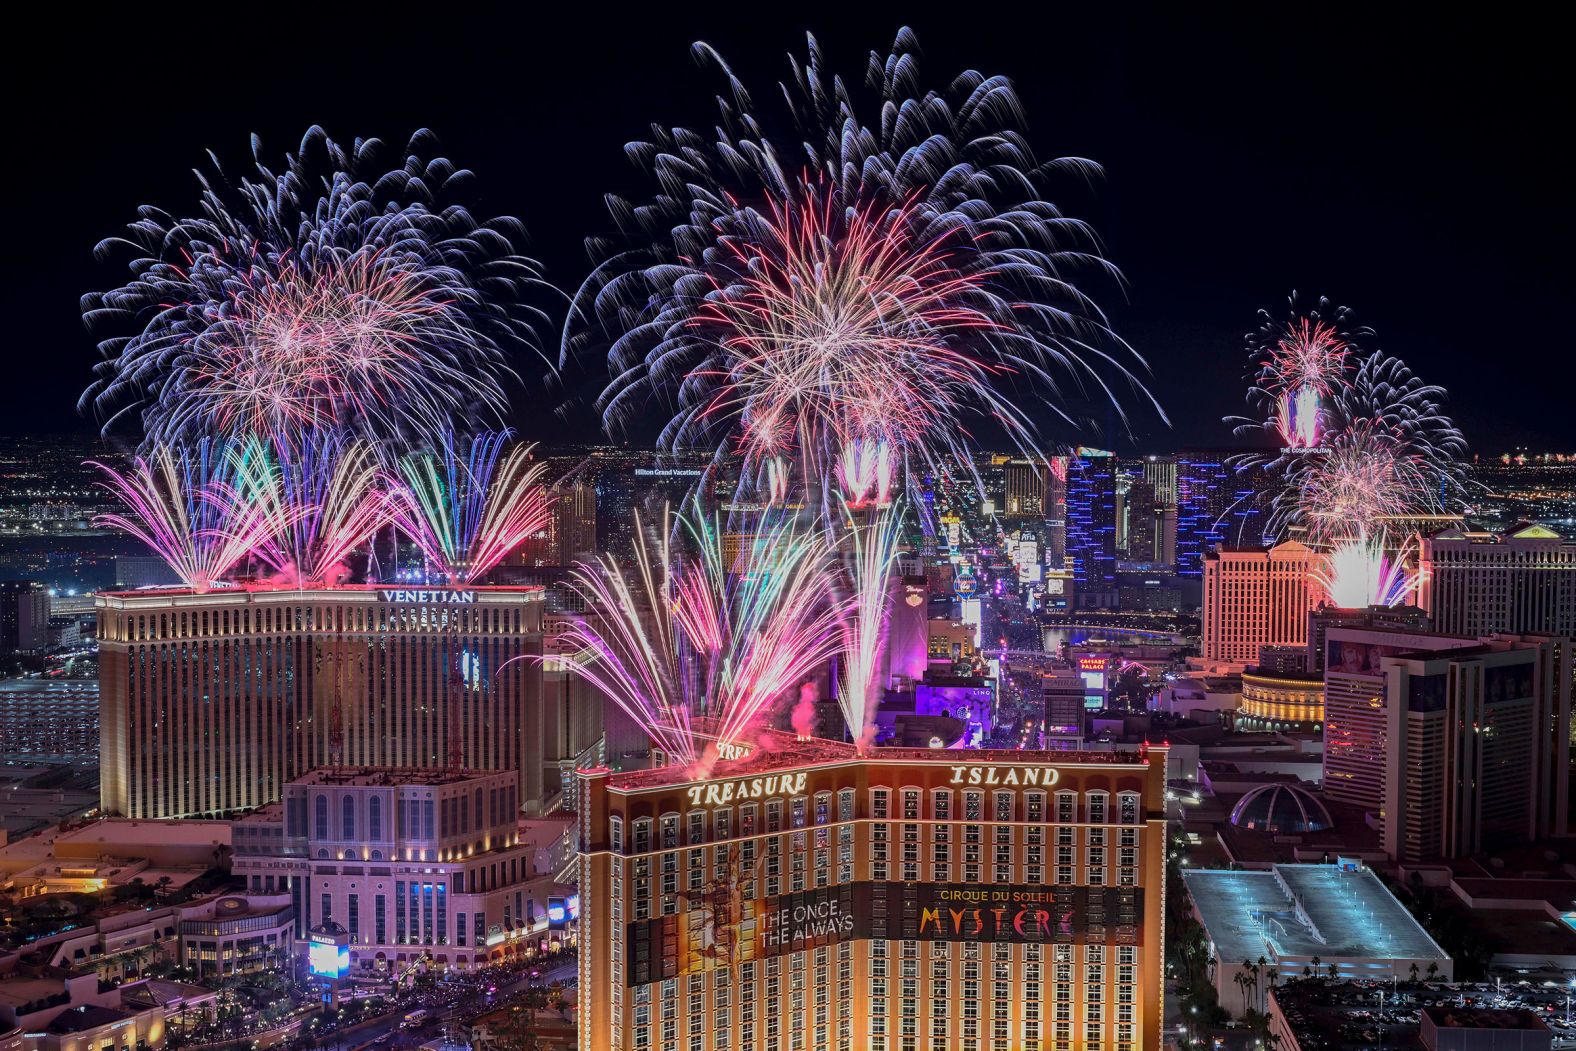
left=1267, top=318, right=1348, bottom=448
left=693, top=189, right=1006, bottom=498
left=91, top=442, right=281, bottom=593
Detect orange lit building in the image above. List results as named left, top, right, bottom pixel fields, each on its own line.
left=577, top=733, right=1167, bottom=1051
left=1201, top=540, right=1319, bottom=665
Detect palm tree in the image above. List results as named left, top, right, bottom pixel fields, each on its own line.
left=1326, top=963, right=1337, bottom=981
left=1426, top=961, right=1440, bottom=981
left=1409, top=962, right=1420, bottom=983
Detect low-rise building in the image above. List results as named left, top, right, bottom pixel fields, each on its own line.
left=232, top=766, right=568, bottom=975
left=1183, top=861, right=1451, bottom=1016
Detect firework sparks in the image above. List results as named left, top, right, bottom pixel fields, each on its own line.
left=91, top=441, right=279, bottom=593
left=1314, top=532, right=1421, bottom=609
left=573, top=29, right=1161, bottom=501
left=390, top=432, right=554, bottom=585
left=231, top=433, right=393, bottom=586
left=553, top=505, right=845, bottom=771
left=836, top=500, right=907, bottom=750
left=82, top=127, right=548, bottom=448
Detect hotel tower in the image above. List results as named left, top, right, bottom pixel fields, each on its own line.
left=577, top=733, right=1167, bottom=1051
left=96, top=584, right=560, bottom=820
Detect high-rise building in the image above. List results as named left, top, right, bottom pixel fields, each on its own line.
left=1139, top=456, right=1176, bottom=508
left=1004, top=459, right=1050, bottom=518
left=1200, top=541, right=1319, bottom=665
left=232, top=766, right=565, bottom=970
left=1322, top=627, right=1478, bottom=816
left=0, top=680, right=98, bottom=763
left=576, top=732, right=1168, bottom=1051
left=552, top=480, right=598, bottom=564
left=1065, top=454, right=1119, bottom=600
left=0, top=579, right=50, bottom=654
left=96, top=585, right=560, bottom=820
left=1174, top=452, right=1277, bottom=577
left=1321, top=626, right=1571, bottom=860
left=1420, top=523, right=1576, bottom=638
left=1123, top=479, right=1159, bottom=562
left=1305, top=604, right=1430, bottom=673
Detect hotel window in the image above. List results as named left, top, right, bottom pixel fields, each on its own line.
left=1025, top=792, right=1044, bottom=821
left=611, top=816, right=624, bottom=852
left=661, top=814, right=680, bottom=849
left=1056, top=792, right=1076, bottom=823
left=872, top=789, right=890, bottom=819
left=903, top=790, right=921, bottom=819
left=816, top=792, right=832, bottom=825
left=1087, top=792, right=1107, bottom=825
left=767, top=800, right=783, bottom=832
left=838, top=790, right=855, bottom=822
left=315, top=795, right=329, bottom=840
left=933, top=790, right=951, bottom=820
left=369, top=796, right=382, bottom=840
left=1119, top=793, right=1139, bottom=824
left=994, top=792, right=1014, bottom=821
left=964, top=791, right=983, bottom=820
left=633, top=819, right=652, bottom=853
left=741, top=805, right=758, bottom=837
left=342, top=796, right=355, bottom=839
left=688, top=811, right=705, bottom=845
left=714, top=809, right=730, bottom=840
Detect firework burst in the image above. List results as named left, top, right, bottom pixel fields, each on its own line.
left=572, top=28, right=1161, bottom=501
left=82, top=126, right=549, bottom=448
left=1234, top=295, right=1361, bottom=454
left=91, top=441, right=280, bottom=592
left=390, top=432, right=554, bottom=585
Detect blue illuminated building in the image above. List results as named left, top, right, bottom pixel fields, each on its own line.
left=1175, top=450, right=1277, bottom=577
left=1064, top=454, right=1119, bottom=595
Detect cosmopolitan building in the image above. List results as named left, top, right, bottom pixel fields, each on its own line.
left=231, top=767, right=567, bottom=974
left=578, top=732, right=1167, bottom=1051
left=96, top=585, right=555, bottom=820
left=1201, top=540, right=1319, bottom=665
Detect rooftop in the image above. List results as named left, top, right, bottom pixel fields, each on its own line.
left=597, top=728, right=1155, bottom=792
left=95, top=583, right=545, bottom=605
left=1184, top=863, right=1449, bottom=966
left=289, top=766, right=515, bottom=790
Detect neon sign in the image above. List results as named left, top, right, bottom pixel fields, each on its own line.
left=378, top=589, right=476, bottom=605
left=684, top=771, right=807, bottom=807
left=948, top=765, right=1061, bottom=787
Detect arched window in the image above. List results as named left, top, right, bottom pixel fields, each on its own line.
left=342, top=796, right=355, bottom=840
left=314, top=795, right=329, bottom=840
left=369, top=797, right=382, bottom=840
left=370, top=849, right=383, bottom=861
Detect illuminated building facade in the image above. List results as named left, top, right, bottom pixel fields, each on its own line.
left=1173, top=452, right=1275, bottom=578
left=231, top=767, right=568, bottom=974
left=1200, top=541, right=1318, bottom=665
left=1237, top=669, right=1323, bottom=730
left=1419, top=523, right=1576, bottom=638
left=1321, top=627, right=1571, bottom=860
left=1065, top=455, right=1118, bottom=596
left=96, top=585, right=551, bottom=820
left=577, top=734, right=1167, bottom=1051
left=1004, top=460, right=1051, bottom=518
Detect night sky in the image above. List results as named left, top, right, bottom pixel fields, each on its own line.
left=6, top=7, right=1569, bottom=454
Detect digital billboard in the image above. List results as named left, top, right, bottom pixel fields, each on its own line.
left=308, top=931, right=350, bottom=978
left=625, top=883, right=1143, bottom=985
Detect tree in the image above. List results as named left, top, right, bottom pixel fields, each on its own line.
left=1409, top=962, right=1420, bottom=983
left=1426, top=961, right=1440, bottom=981
left=154, top=876, right=174, bottom=903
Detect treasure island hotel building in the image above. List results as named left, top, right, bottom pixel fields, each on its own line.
left=96, top=584, right=561, bottom=820
left=578, top=732, right=1167, bottom=1051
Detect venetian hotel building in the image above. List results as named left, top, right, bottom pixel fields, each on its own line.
left=96, top=585, right=552, bottom=820
left=577, top=733, right=1167, bottom=1051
